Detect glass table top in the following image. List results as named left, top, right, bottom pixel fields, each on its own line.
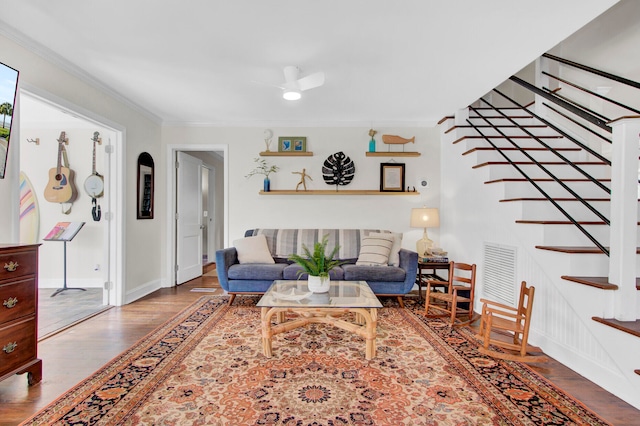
left=257, top=280, right=382, bottom=309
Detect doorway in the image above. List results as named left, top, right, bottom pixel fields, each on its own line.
left=18, top=90, right=124, bottom=335
left=166, top=145, right=227, bottom=286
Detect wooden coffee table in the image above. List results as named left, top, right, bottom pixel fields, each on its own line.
left=257, top=280, right=382, bottom=360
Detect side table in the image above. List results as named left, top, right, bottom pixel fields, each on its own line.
left=416, top=260, right=451, bottom=300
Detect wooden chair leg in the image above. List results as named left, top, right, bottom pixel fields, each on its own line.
left=397, top=296, right=404, bottom=308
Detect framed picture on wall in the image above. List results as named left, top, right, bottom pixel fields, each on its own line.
left=380, top=162, right=405, bottom=192
left=279, top=136, right=306, bottom=152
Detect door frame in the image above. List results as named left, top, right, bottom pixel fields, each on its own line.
left=165, top=144, right=228, bottom=286
left=20, top=84, right=125, bottom=306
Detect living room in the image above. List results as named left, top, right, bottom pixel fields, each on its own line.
left=1, top=1, right=639, bottom=423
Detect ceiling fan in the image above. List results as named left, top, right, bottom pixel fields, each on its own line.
left=259, top=66, right=325, bottom=100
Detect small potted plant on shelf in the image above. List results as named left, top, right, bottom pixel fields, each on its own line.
left=245, top=157, right=279, bottom=192
left=288, top=234, right=343, bottom=293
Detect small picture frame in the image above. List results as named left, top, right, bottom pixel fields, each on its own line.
left=380, top=162, right=405, bottom=192
left=279, top=136, right=306, bottom=152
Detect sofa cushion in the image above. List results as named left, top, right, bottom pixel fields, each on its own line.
left=343, top=264, right=406, bottom=282
left=283, top=264, right=345, bottom=280
left=369, top=232, right=402, bottom=266
left=246, top=228, right=394, bottom=259
left=228, top=263, right=285, bottom=280
left=355, top=234, right=394, bottom=266
left=233, top=235, right=274, bottom=264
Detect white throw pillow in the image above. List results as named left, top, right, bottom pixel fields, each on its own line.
left=233, top=234, right=275, bottom=264
left=369, top=232, right=402, bottom=266
left=356, top=234, right=394, bottom=266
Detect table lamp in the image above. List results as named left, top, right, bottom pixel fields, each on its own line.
left=410, top=207, right=440, bottom=256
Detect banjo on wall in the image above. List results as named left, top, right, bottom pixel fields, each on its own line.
left=84, top=131, right=104, bottom=220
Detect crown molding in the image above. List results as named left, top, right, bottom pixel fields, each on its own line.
left=162, top=118, right=439, bottom=128
left=0, top=24, right=163, bottom=125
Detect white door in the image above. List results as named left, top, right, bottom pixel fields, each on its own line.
left=176, top=152, right=203, bottom=284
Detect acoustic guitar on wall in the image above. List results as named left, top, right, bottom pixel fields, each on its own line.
left=44, top=131, right=78, bottom=204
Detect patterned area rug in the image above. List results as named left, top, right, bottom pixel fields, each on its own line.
left=22, top=296, right=610, bottom=425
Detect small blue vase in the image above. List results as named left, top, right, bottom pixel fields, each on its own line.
left=368, top=138, right=376, bottom=152
left=263, top=177, right=270, bottom=192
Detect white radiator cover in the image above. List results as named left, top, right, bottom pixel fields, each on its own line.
left=483, top=242, right=517, bottom=305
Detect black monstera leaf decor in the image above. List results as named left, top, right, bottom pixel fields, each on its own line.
left=322, top=151, right=355, bottom=190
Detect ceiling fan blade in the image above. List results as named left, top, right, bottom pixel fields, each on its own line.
left=297, top=71, right=325, bottom=91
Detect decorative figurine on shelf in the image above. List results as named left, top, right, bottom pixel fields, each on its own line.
left=382, top=134, right=415, bottom=152
left=292, top=168, right=312, bottom=191
left=245, top=157, right=279, bottom=192
left=263, top=129, right=273, bottom=152
left=368, top=128, right=377, bottom=153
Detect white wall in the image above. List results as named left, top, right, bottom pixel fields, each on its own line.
left=0, top=34, right=163, bottom=302
left=161, top=126, right=442, bottom=259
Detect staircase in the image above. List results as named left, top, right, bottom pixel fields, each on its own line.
left=439, top=90, right=640, bottom=408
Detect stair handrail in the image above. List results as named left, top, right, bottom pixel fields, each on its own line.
left=541, top=71, right=640, bottom=116
left=509, top=76, right=611, bottom=132
left=542, top=53, right=640, bottom=90
left=466, top=110, right=610, bottom=256
left=542, top=102, right=612, bottom=145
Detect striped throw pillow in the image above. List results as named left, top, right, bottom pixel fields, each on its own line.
left=355, top=234, right=394, bottom=266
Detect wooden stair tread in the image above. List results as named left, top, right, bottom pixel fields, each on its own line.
left=447, top=124, right=547, bottom=134
left=454, top=135, right=562, bottom=144
left=485, top=178, right=611, bottom=183
left=463, top=147, right=581, bottom=155
left=561, top=276, right=621, bottom=290
left=503, top=198, right=611, bottom=202
left=592, top=317, right=640, bottom=339
left=536, top=246, right=640, bottom=254
left=635, top=369, right=640, bottom=376
left=473, top=161, right=608, bottom=168
left=517, top=220, right=610, bottom=225
left=468, top=115, right=534, bottom=119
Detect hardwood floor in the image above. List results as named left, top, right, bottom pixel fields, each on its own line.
left=0, top=270, right=638, bottom=425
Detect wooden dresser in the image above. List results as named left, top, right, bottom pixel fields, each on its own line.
left=0, top=244, right=42, bottom=386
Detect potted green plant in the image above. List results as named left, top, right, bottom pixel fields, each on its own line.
left=245, top=157, right=279, bottom=192
left=288, top=234, right=343, bottom=293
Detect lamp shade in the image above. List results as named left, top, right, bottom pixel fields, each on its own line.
left=410, top=208, right=440, bottom=228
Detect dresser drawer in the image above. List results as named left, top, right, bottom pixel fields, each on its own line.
left=0, top=317, right=37, bottom=377
left=0, top=250, right=37, bottom=281
left=0, top=277, right=36, bottom=324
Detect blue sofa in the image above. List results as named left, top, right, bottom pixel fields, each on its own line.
left=215, top=228, right=419, bottom=306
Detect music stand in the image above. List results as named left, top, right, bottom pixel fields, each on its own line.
left=44, top=222, right=86, bottom=297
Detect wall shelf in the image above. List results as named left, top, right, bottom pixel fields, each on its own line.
left=365, top=152, right=420, bottom=157
left=260, top=151, right=313, bottom=157
left=260, top=190, right=419, bottom=196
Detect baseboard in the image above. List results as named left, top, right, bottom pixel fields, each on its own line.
left=124, top=279, right=162, bottom=305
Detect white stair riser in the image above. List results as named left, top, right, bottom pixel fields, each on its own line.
left=467, top=116, right=539, bottom=126
left=523, top=224, right=640, bottom=246
left=499, top=181, right=611, bottom=199
left=458, top=136, right=577, bottom=150
left=455, top=126, right=562, bottom=138
left=517, top=200, right=616, bottom=221
left=470, top=149, right=582, bottom=164
left=536, top=250, right=640, bottom=275
left=484, top=163, right=611, bottom=180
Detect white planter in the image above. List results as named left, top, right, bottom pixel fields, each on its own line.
left=308, top=275, right=330, bottom=293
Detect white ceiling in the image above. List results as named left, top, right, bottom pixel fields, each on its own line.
left=1, top=1, right=619, bottom=126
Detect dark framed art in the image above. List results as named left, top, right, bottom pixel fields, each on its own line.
left=279, top=136, right=306, bottom=152
left=137, top=152, right=155, bottom=219
left=380, top=162, right=405, bottom=192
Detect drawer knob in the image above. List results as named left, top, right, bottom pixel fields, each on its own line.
left=3, top=342, right=17, bottom=354
left=3, top=261, right=19, bottom=272
left=3, top=297, right=18, bottom=308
